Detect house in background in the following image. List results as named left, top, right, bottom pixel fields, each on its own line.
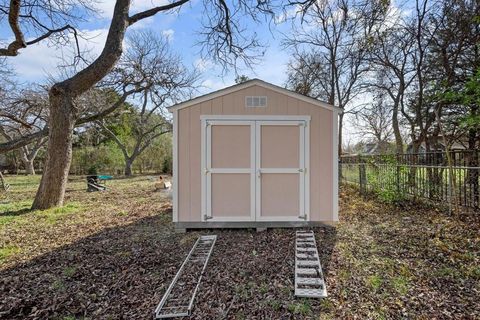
left=168, top=79, right=340, bottom=231
left=407, top=136, right=467, bottom=153
left=360, top=141, right=394, bottom=155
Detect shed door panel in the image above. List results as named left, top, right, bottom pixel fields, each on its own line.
left=211, top=173, right=251, bottom=218
left=256, top=121, right=306, bottom=221
left=260, top=173, right=300, bottom=217
left=205, top=121, right=255, bottom=221
left=211, top=125, right=251, bottom=168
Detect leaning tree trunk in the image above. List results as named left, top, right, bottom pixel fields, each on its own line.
left=32, top=92, right=76, bottom=210
left=31, top=0, right=131, bottom=209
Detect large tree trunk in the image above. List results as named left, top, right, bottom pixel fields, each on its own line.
left=31, top=0, right=131, bottom=209
left=125, top=158, right=134, bottom=176
left=32, top=92, right=76, bottom=210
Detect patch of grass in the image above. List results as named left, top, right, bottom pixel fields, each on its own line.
left=0, top=200, right=32, bottom=217
left=39, top=202, right=83, bottom=224
left=0, top=245, right=20, bottom=261
left=63, top=266, right=77, bottom=278
left=117, top=210, right=129, bottom=216
left=258, top=282, right=269, bottom=294
left=371, top=309, right=387, bottom=320
left=391, top=276, right=409, bottom=295
left=338, top=269, right=351, bottom=281
left=320, top=298, right=333, bottom=311
left=267, top=299, right=282, bottom=311
left=466, top=265, right=480, bottom=280
left=52, top=279, right=65, bottom=291
left=280, top=285, right=291, bottom=295
left=366, top=274, right=383, bottom=291
left=287, top=300, right=311, bottom=316
left=234, top=284, right=250, bottom=300
left=432, top=266, right=461, bottom=278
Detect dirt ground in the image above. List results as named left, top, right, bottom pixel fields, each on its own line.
left=0, top=175, right=479, bottom=319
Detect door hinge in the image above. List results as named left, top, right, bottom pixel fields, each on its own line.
left=204, top=214, right=212, bottom=220
left=299, top=214, right=307, bottom=220
left=204, top=168, right=210, bottom=175
left=298, top=168, right=304, bottom=173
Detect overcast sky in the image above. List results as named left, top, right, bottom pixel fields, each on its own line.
left=0, top=0, right=360, bottom=142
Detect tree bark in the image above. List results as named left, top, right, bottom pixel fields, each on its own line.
left=23, top=158, right=35, bottom=175
left=392, top=102, right=403, bottom=154
left=124, top=158, right=134, bottom=176
left=32, top=91, right=76, bottom=209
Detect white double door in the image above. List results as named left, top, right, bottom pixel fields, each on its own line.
left=202, top=118, right=309, bottom=222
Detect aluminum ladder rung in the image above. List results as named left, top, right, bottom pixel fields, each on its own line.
left=154, top=235, right=217, bottom=319
left=295, top=287, right=326, bottom=298
left=294, top=231, right=327, bottom=298
left=297, top=260, right=320, bottom=266
left=296, top=277, right=323, bottom=285
left=296, top=268, right=319, bottom=275
left=297, top=253, right=319, bottom=259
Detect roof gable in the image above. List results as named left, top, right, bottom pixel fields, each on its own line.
left=168, top=79, right=340, bottom=113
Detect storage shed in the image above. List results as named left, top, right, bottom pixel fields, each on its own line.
left=169, top=79, right=340, bottom=230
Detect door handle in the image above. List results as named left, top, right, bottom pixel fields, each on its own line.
left=298, top=168, right=304, bottom=172
left=257, top=169, right=261, bottom=178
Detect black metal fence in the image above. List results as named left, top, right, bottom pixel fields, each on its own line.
left=340, top=151, right=480, bottom=211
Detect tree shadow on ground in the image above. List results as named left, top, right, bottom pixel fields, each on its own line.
left=0, top=208, right=31, bottom=217
left=0, top=217, right=337, bottom=319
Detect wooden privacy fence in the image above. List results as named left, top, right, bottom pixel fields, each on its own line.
left=340, top=151, right=480, bottom=211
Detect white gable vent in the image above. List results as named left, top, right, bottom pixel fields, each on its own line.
left=246, top=96, right=267, bottom=107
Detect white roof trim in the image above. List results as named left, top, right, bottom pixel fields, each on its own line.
left=168, top=79, right=341, bottom=113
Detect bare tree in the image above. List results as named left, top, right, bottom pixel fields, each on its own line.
left=0, top=0, right=93, bottom=58
left=354, top=94, right=394, bottom=153
left=366, top=13, right=417, bottom=153
left=400, top=0, right=441, bottom=154
left=0, top=88, right=49, bottom=174
left=99, top=31, right=196, bottom=176
left=285, top=0, right=387, bottom=155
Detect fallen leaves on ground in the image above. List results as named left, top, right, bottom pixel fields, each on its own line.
left=0, top=177, right=478, bottom=319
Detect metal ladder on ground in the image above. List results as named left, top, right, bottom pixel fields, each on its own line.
left=154, top=235, right=217, bottom=319
left=294, top=230, right=327, bottom=298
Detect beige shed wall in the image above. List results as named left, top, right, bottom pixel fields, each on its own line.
left=177, top=85, right=334, bottom=222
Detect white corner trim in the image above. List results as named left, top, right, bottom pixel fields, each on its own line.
left=304, top=119, right=310, bottom=221
left=200, top=118, right=206, bottom=222
left=332, top=110, right=339, bottom=222
left=168, top=79, right=340, bottom=113
left=172, top=109, right=179, bottom=223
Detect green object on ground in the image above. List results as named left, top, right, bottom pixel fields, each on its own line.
left=98, top=175, right=113, bottom=180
